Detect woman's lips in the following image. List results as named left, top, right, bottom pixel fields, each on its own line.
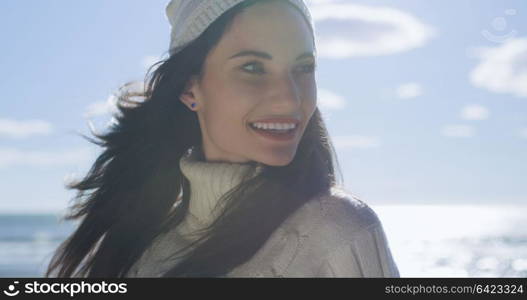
left=249, top=123, right=299, bottom=142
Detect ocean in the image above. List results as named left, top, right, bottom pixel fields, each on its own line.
left=0, top=214, right=78, bottom=277
left=0, top=204, right=526, bottom=277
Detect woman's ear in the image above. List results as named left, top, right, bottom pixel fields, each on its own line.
left=180, top=75, right=200, bottom=110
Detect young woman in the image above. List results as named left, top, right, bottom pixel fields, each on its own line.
left=45, top=0, right=401, bottom=277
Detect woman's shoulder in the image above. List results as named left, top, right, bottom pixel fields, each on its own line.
left=320, top=186, right=382, bottom=234
left=272, top=186, right=397, bottom=276
left=283, top=185, right=383, bottom=241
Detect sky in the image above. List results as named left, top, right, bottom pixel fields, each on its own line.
left=0, top=0, right=525, bottom=213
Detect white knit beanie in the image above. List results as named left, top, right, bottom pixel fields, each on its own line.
left=165, top=0, right=316, bottom=56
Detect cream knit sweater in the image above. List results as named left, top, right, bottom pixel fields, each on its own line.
left=126, top=149, right=401, bottom=277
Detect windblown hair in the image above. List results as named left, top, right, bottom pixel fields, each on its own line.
left=45, top=0, right=343, bottom=277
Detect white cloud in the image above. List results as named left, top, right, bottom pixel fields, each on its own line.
left=317, top=88, right=347, bottom=110
left=396, top=82, right=423, bottom=99
left=119, top=81, right=147, bottom=102
left=84, top=94, right=119, bottom=118
left=0, top=118, right=53, bottom=138
left=142, top=55, right=161, bottom=70
left=469, top=37, right=527, bottom=98
left=460, top=104, right=490, bottom=120
left=333, top=135, right=381, bottom=149
left=440, top=125, right=475, bottom=138
left=308, top=2, right=437, bottom=58
left=83, top=81, right=146, bottom=134
left=0, top=147, right=93, bottom=168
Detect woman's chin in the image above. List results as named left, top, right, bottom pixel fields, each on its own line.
left=256, top=151, right=296, bottom=167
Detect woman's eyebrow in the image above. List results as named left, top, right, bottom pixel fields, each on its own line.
left=228, top=50, right=314, bottom=61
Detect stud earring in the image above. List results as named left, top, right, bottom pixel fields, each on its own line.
left=191, top=103, right=196, bottom=109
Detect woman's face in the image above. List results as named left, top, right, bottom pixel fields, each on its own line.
left=181, top=0, right=317, bottom=166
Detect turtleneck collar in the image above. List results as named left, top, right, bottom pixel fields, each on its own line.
left=178, top=146, right=263, bottom=233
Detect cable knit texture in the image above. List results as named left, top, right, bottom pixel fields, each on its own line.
left=126, top=148, right=400, bottom=277
left=177, top=146, right=263, bottom=235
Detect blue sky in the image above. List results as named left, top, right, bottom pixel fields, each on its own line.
left=0, top=0, right=525, bottom=213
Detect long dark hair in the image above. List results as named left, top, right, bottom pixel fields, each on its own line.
left=45, top=0, right=343, bottom=277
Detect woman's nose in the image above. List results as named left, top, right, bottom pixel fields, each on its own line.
left=271, top=74, right=302, bottom=108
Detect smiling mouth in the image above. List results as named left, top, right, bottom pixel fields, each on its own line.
left=248, top=122, right=299, bottom=142
left=249, top=123, right=297, bottom=133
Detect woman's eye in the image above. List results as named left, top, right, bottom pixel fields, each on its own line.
left=298, top=64, right=316, bottom=73
left=240, top=62, right=316, bottom=75
left=241, top=62, right=264, bottom=74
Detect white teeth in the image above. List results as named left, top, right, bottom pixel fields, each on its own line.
left=250, top=122, right=297, bottom=130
